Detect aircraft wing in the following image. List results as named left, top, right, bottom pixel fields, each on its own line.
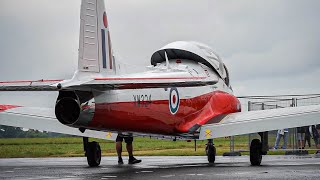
left=86, top=77, right=216, bottom=90
left=0, top=105, right=117, bottom=140
left=56, top=71, right=219, bottom=91
left=0, top=80, right=62, bottom=91
left=199, top=104, right=320, bottom=140
left=0, top=76, right=217, bottom=91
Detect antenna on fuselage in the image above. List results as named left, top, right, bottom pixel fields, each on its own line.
left=165, top=51, right=170, bottom=69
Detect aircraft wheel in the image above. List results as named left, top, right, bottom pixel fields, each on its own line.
left=206, top=144, right=216, bottom=163
left=250, top=139, right=262, bottom=166
left=86, top=141, right=101, bottom=167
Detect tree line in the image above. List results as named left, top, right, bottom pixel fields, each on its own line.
left=0, top=125, right=69, bottom=138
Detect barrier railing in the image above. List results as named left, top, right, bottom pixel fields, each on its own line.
left=223, top=94, right=320, bottom=156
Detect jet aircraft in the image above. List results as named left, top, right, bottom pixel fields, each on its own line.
left=1, top=0, right=320, bottom=167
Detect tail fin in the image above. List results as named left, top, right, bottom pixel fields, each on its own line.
left=78, top=0, right=116, bottom=75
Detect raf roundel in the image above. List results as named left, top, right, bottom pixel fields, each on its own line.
left=103, top=12, right=108, bottom=28
left=169, top=88, right=180, bottom=115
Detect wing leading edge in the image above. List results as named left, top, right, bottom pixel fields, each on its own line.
left=0, top=76, right=217, bottom=91
left=199, top=105, right=320, bottom=140
left=0, top=80, right=62, bottom=91
left=0, top=105, right=117, bottom=140
left=82, top=77, right=217, bottom=90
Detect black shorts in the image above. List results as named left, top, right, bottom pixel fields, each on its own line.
left=297, top=127, right=305, bottom=133
left=116, top=135, right=133, bottom=144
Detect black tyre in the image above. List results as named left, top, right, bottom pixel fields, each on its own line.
left=206, top=145, right=216, bottom=163
left=250, top=139, right=262, bottom=166
left=86, top=141, right=101, bottom=167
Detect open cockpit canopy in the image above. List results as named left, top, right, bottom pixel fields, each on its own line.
left=151, top=41, right=229, bottom=85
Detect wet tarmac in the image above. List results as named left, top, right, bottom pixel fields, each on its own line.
left=1, top=155, right=320, bottom=180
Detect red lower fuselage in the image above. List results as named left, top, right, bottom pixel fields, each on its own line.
left=88, top=90, right=241, bottom=135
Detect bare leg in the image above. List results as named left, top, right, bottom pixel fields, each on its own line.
left=298, top=140, right=301, bottom=149
left=126, top=142, right=141, bottom=164
left=126, top=143, right=133, bottom=157
left=116, top=141, right=122, bottom=158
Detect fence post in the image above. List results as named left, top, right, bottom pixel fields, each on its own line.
left=292, top=98, right=297, bottom=150
left=248, top=101, right=251, bottom=150
left=230, top=136, right=234, bottom=152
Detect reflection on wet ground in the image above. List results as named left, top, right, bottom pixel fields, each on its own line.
left=1, top=155, right=320, bottom=180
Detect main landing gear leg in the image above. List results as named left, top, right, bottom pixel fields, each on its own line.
left=83, top=137, right=101, bottom=167
left=206, top=139, right=216, bottom=163
left=250, top=132, right=268, bottom=166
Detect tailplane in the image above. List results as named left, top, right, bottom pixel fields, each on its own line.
left=78, top=0, right=116, bottom=75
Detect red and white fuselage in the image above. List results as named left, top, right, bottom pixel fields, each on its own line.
left=58, top=58, right=241, bottom=136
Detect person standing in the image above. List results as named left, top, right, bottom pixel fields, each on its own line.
left=116, top=134, right=142, bottom=164
left=274, top=128, right=289, bottom=149
left=297, top=127, right=306, bottom=149
left=304, top=126, right=311, bottom=148
left=310, top=125, right=320, bottom=154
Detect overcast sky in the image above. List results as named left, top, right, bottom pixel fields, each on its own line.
left=1, top=0, right=320, bottom=103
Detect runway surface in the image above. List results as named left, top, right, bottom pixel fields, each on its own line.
left=1, top=155, right=320, bottom=180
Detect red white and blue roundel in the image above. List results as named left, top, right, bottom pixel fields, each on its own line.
left=169, top=88, right=180, bottom=115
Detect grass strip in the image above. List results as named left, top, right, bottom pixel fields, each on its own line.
left=0, top=136, right=317, bottom=158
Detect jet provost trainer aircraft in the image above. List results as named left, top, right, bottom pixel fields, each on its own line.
left=1, top=0, right=320, bottom=167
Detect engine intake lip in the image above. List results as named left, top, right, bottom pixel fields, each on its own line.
left=55, top=97, right=81, bottom=125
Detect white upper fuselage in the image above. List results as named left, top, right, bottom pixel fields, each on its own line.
left=91, top=59, right=233, bottom=103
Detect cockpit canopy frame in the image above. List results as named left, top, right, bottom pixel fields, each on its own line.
left=151, top=41, right=230, bottom=85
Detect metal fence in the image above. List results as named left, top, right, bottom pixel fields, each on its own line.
left=225, top=94, right=320, bottom=155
